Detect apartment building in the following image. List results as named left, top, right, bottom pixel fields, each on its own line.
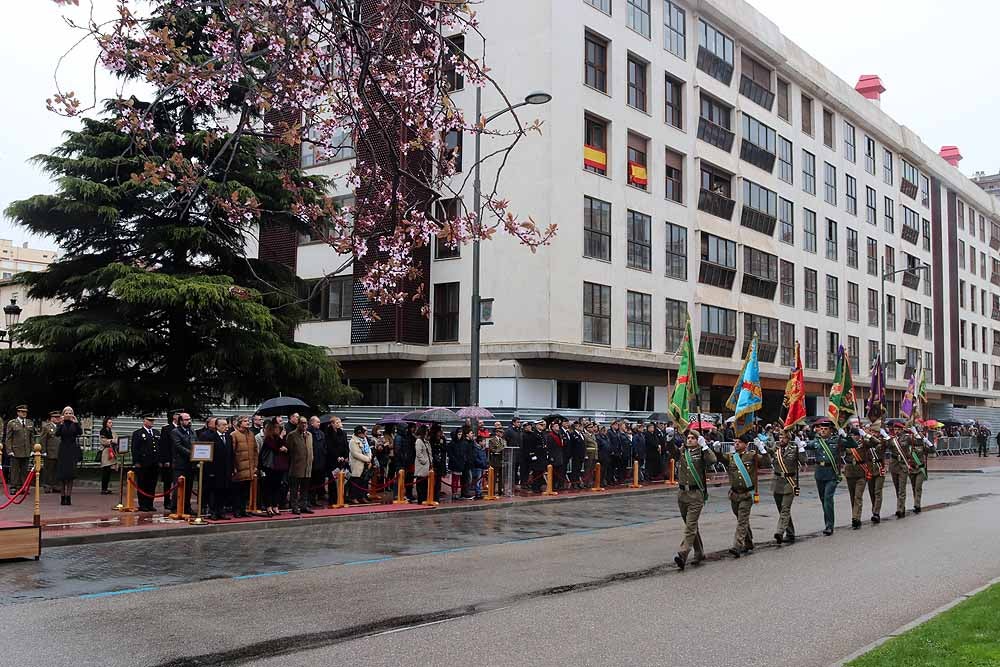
left=280, top=0, right=1000, bottom=418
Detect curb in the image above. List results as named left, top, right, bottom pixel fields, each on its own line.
left=42, top=479, right=720, bottom=548
left=830, top=574, right=1000, bottom=666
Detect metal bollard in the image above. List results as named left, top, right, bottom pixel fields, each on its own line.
left=168, top=476, right=189, bottom=520
left=329, top=470, right=346, bottom=509
left=629, top=460, right=642, bottom=488
left=121, top=470, right=137, bottom=512
left=483, top=466, right=498, bottom=501
left=422, top=470, right=439, bottom=507
left=666, top=459, right=676, bottom=485
left=392, top=469, right=407, bottom=504
left=591, top=462, right=605, bottom=492
left=33, top=444, right=42, bottom=528
left=542, top=464, right=558, bottom=496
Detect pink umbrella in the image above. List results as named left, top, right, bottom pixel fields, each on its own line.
left=457, top=406, right=494, bottom=420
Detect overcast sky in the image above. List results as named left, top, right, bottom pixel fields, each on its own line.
left=1, top=0, right=998, bottom=251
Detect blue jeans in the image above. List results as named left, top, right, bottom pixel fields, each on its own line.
left=816, top=477, right=838, bottom=531
left=470, top=468, right=483, bottom=496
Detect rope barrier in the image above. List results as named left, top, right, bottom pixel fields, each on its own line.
left=128, top=475, right=180, bottom=500
left=0, top=467, right=13, bottom=499
left=0, top=470, right=35, bottom=511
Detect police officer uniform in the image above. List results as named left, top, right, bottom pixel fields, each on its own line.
left=131, top=415, right=159, bottom=512
left=674, top=435, right=717, bottom=570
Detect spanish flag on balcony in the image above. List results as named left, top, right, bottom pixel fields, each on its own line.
left=583, top=144, right=607, bottom=171
left=628, top=161, right=648, bottom=187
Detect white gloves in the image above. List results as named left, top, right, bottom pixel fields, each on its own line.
left=879, top=428, right=890, bottom=439
left=838, top=428, right=847, bottom=437
left=923, top=437, right=933, bottom=448
left=756, top=440, right=767, bottom=454
left=794, top=437, right=806, bottom=453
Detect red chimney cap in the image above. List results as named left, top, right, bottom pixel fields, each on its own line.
left=939, top=146, right=963, bottom=167
left=855, top=75, right=886, bottom=100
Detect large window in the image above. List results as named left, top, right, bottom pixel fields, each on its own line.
left=433, top=282, right=460, bottom=342
left=557, top=381, right=581, bottom=409
left=867, top=237, right=878, bottom=276
left=665, top=298, right=687, bottom=351
left=740, top=52, right=774, bottom=109
left=886, top=295, right=896, bottom=332
left=805, top=327, right=818, bottom=369
left=845, top=174, right=857, bottom=215
left=780, top=321, right=795, bottom=366
left=744, top=313, right=779, bottom=362
left=824, top=162, right=837, bottom=205
left=742, top=246, right=778, bottom=299
left=843, top=121, right=856, bottom=162
left=664, top=74, right=683, bottom=128
left=627, top=0, right=651, bottom=38
left=627, top=209, right=652, bottom=270
left=822, top=108, right=835, bottom=148
left=826, top=274, right=839, bottom=317
left=665, top=221, right=687, bottom=280
left=780, top=259, right=795, bottom=306
left=584, top=115, right=608, bottom=176
left=825, top=218, right=838, bottom=261
left=584, top=0, right=611, bottom=13
left=827, top=332, right=840, bottom=371
left=627, top=55, right=648, bottom=111
left=804, top=268, right=818, bottom=312
left=433, top=198, right=461, bottom=259
left=665, top=148, right=683, bottom=203
left=697, top=19, right=734, bottom=84
left=901, top=158, right=919, bottom=194
left=846, top=227, right=858, bottom=268
left=627, top=132, right=648, bottom=190
left=443, top=35, right=465, bottom=92
left=776, top=78, right=790, bottom=121
left=583, top=196, right=611, bottom=261
left=802, top=150, right=816, bottom=195
left=700, top=233, right=737, bottom=289
left=663, top=1, right=686, bottom=59
left=803, top=208, right=817, bottom=253
left=801, top=94, right=813, bottom=136
left=627, top=291, right=652, bottom=349
left=884, top=196, right=894, bottom=233
left=864, top=135, right=876, bottom=174
left=883, top=148, right=894, bottom=185
left=698, top=94, right=734, bottom=151
left=700, top=304, right=737, bottom=357
left=304, top=276, right=353, bottom=321
left=584, top=32, right=608, bottom=93
left=583, top=282, right=611, bottom=345
left=847, top=281, right=859, bottom=322
left=742, top=179, right=777, bottom=216
left=779, top=197, right=794, bottom=244
left=778, top=136, right=793, bottom=184
left=868, top=289, right=879, bottom=327
left=741, top=113, right=777, bottom=171
left=866, top=186, right=877, bottom=225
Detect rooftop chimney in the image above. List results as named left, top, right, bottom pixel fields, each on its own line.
left=939, top=146, right=963, bottom=167
left=855, top=75, right=886, bottom=107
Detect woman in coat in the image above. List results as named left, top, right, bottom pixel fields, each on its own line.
left=98, top=417, right=118, bottom=495
left=413, top=425, right=432, bottom=504
left=348, top=424, right=372, bottom=504
left=56, top=407, right=83, bottom=505
left=259, top=420, right=288, bottom=516
left=429, top=424, right=447, bottom=502
left=231, top=416, right=258, bottom=517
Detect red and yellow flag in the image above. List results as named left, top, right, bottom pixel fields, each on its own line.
left=783, top=341, right=807, bottom=430
left=628, top=161, right=648, bottom=187
left=583, top=144, right=607, bottom=171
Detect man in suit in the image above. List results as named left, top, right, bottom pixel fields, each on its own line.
left=4, top=405, right=34, bottom=489
left=286, top=418, right=314, bottom=514
left=158, top=410, right=179, bottom=511
left=205, top=418, right=234, bottom=520
left=170, top=413, right=195, bottom=515
left=131, top=415, right=159, bottom=512
left=41, top=411, right=61, bottom=493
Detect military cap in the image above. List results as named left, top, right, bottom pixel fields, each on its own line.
left=141, top=413, right=156, bottom=420
left=15, top=404, right=27, bottom=411
left=49, top=411, right=61, bottom=417
left=813, top=418, right=834, bottom=428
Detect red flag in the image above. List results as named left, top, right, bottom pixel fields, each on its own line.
left=783, top=341, right=807, bottom=430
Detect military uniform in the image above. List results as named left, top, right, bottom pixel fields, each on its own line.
left=674, top=443, right=717, bottom=569
left=724, top=447, right=762, bottom=554
left=908, top=433, right=933, bottom=512
left=768, top=439, right=806, bottom=542
left=4, top=409, right=34, bottom=489
left=841, top=432, right=870, bottom=528
left=889, top=433, right=915, bottom=517
left=40, top=414, right=60, bottom=492
left=865, top=433, right=888, bottom=522
left=809, top=430, right=846, bottom=534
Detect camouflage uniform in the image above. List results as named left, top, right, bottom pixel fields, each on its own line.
left=675, top=444, right=717, bottom=568
left=724, top=448, right=762, bottom=553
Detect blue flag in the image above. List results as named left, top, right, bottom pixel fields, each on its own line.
left=733, top=335, right=763, bottom=436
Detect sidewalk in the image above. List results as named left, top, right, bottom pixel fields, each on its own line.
left=3, top=454, right=995, bottom=547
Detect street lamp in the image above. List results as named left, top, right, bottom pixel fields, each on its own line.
left=0, top=297, right=21, bottom=349
left=880, top=260, right=930, bottom=369
left=469, top=89, right=552, bottom=406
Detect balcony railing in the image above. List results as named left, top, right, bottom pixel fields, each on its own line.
left=698, top=261, right=737, bottom=290
left=741, top=206, right=777, bottom=236
left=902, top=270, right=921, bottom=290
left=741, top=274, right=778, bottom=300
left=697, top=117, right=736, bottom=152
left=698, top=188, right=736, bottom=220
left=993, top=344, right=1000, bottom=357
left=740, top=140, right=777, bottom=172
left=903, top=319, right=921, bottom=336
left=992, top=308, right=1000, bottom=322
left=901, top=225, right=920, bottom=245
left=900, top=178, right=919, bottom=199
left=739, top=75, right=775, bottom=111
left=698, top=333, right=736, bottom=358
left=696, top=46, right=734, bottom=85
left=742, top=339, right=778, bottom=363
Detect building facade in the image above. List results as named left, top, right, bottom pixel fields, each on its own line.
left=0, top=239, right=61, bottom=346
left=973, top=170, right=1000, bottom=199
left=283, top=0, right=1000, bottom=418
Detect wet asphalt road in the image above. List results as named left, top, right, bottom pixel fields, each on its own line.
left=1, top=471, right=998, bottom=667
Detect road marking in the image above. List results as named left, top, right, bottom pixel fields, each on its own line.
left=232, top=571, right=289, bottom=580
left=422, top=547, right=469, bottom=555
left=343, top=557, right=394, bottom=566
left=80, top=586, right=158, bottom=599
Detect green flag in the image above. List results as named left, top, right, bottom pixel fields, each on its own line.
left=826, top=344, right=857, bottom=428
left=669, top=318, right=699, bottom=430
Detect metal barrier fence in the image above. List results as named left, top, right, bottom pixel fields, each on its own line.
left=935, top=436, right=996, bottom=456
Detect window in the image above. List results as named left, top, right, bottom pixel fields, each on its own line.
left=801, top=94, right=813, bottom=136
left=583, top=282, right=611, bottom=345
left=665, top=298, right=687, bottom=351
left=847, top=282, right=859, bottom=322
left=630, top=385, right=655, bottom=411
left=740, top=113, right=777, bottom=171
left=883, top=148, right=894, bottom=185
left=824, top=162, right=837, bottom=205
left=802, top=150, right=816, bottom=194
left=663, top=1, right=686, bottom=59
left=868, top=289, right=879, bottom=327
left=700, top=304, right=737, bottom=357
left=557, top=381, right=582, bottom=410
left=843, top=121, right=856, bottom=162
left=869, top=340, right=880, bottom=370
left=826, top=275, right=839, bottom=317
left=305, top=276, right=353, bottom=321
left=920, top=174, right=930, bottom=208
left=302, top=125, right=356, bottom=167
left=443, top=35, right=465, bottom=92
left=739, top=52, right=774, bottom=109
left=804, top=268, right=818, bottom=312
left=779, top=197, right=794, bottom=244
left=887, top=344, right=898, bottom=380
left=904, top=299, right=922, bottom=335
left=778, top=136, right=793, bottom=184
left=583, top=196, right=611, bottom=261
left=780, top=322, right=795, bottom=366
left=805, top=327, right=818, bottom=369
left=845, top=174, right=857, bottom=215
left=744, top=313, right=779, bottom=361
left=698, top=94, right=734, bottom=151
left=584, top=115, right=608, bottom=175
left=742, top=179, right=777, bottom=217
left=742, top=246, right=778, bottom=299
left=433, top=282, right=460, bottom=342
left=584, top=0, right=611, bottom=13
left=866, top=237, right=878, bottom=276
left=699, top=163, right=733, bottom=214
left=901, top=159, right=919, bottom=196
left=627, top=55, right=648, bottom=111
left=434, top=199, right=461, bottom=259
left=780, top=259, right=794, bottom=306
left=584, top=32, right=608, bottom=93
left=626, top=209, right=652, bottom=270
left=825, top=218, right=838, bottom=261
left=665, top=221, right=687, bottom=280
left=627, top=291, right=652, bottom=349
left=960, top=359, right=967, bottom=388
left=776, top=78, right=790, bottom=121
left=627, top=0, right=651, bottom=38
left=864, top=135, right=876, bottom=175
left=959, top=279, right=965, bottom=307
left=664, top=74, right=683, bottom=128
left=959, top=241, right=965, bottom=270
left=696, top=19, right=734, bottom=84
left=884, top=196, right=894, bottom=233
left=848, top=336, right=860, bottom=371
left=885, top=246, right=895, bottom=281
left=958, top=201, right=965, bottom=229
left=886, top=295, right=896, bottom=332
left=699, top=233, right=737, bottom=289
left=826, top=332, right=840, bottom=371
left=846, top=227, right=858, bottom=268
left=865, top=186, right=877, bottom=225
left=664, top=148, right=683, bottom=203
left=822, top=108, right=835, bottom=148
left=443, top=129, right=463, bottom=172
left=803, top=208, right=817, bottom=253
left=627, top=132, right=648, bottom=190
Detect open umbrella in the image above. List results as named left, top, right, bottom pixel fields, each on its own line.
left=319, top=414, right=336, bottom=425
left=690, top=420, right=716, bottom=431
left=419, top=407, right=460, bottom=423
left=544, top=414, right=566, bottom=424
left=402, top=409, right=430, bottom=421
left=256, top=396, right=310, bottom=417
left=378, top=413, right=408, bottom=425
left=921, top=419, right=944, bottom=429
left=648, top=412, right=671, bottom=422
left=457, top=406, right=494, bottom=420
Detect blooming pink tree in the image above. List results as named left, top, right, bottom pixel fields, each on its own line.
left=49, top=0, right=555, bottom=309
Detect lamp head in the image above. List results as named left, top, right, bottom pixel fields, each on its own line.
left=523, top=91, right=552, bottom=105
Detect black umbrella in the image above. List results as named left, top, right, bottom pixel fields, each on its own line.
left=648, top=412, right=671, bottom=422
left=419, top=407, right=460, bottom=423
left=544, top=414, right=566, bottom=424
left=256, top=396, right=310, bottom=417
left=319, top=414, right=336, bottom=425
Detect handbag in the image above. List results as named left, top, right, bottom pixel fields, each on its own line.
left=258, top=446, right=275, bottom=470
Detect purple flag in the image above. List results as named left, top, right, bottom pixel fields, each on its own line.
left=900, top=370, right=916, bottom=422
left=865, top=354, right=885, bottom=423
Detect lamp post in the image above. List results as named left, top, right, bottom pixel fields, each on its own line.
left=0, top=297, right=22, bottom=349
left=469, top=88, right=552, bottom=406
left=879, top=260, right=930, bottom=368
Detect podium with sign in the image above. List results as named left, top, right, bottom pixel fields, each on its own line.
left=189, top=441, right=214, bottom=525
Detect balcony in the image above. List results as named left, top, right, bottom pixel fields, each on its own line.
left=903, top=319, right=921, bottom=336
left=698, top=261, right=737, bottom=290
left=991, top=235, right=1000, bottom=251
left=742, top=339, right=778, bottom=363
left=697, top=117, right=735, bottom=152
left=699, top=333, right=736, bottom=358
left=993, top=344, right=1000, bottom=357
left=993, top=380, right=1000, bottom=391
left=900, top=178, right=919, bottom=199
left=697, top=46, right=734, bottom=85
left=698, top=188, right=736, bottom=220
left=992, top=308, right=1000, bottom=322
left=992, top=273, right=1000, bottom=287
left=740, top=140, right=776, bottom=173
left=739, top=75, right=775, bottom=111
left=741, top=206, right=777, bottom=236
left=741, top=274, right=778, bottom=300
left=901, top=225, right=920, bottom=245
left=902, top=270, right=921, bottom=290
